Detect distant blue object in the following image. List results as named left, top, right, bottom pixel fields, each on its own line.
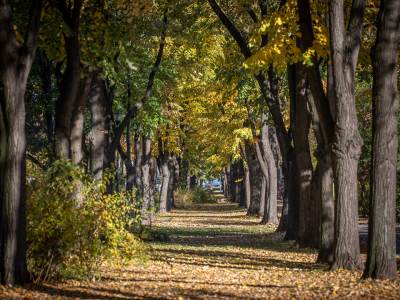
left=212, top=179, right=221, bottom=187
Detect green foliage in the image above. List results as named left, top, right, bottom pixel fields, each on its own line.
left=192, top=187, right=213, bottom=204
left=26, top=160, right=147, bottom=282
left=174, top=187, right=214, bottom=208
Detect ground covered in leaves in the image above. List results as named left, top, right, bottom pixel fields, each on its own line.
left=1, top=201, right=400, bottom=299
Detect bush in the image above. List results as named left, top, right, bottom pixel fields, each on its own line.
left=26, top=160, right=147, bottom=282
left=174, top=187, right=213, bottom=208
left=192, top=187, right=212, bottom=203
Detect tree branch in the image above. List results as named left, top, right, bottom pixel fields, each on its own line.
left=0, top=0, right=18, bottom=66
left=23, top=0, right=42, bottom=57
left=247, top=7, right=258, bottom=23
left=345, top=0, right=367, bottom=73
left=207, top=0, right=252, bottom=58
left=109, top=15, right=168, bottom=161
left=26, top=152, right=46, bottom=170
left=297, top=0, right=334, bottom=144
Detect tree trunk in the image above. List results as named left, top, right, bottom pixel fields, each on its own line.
left=281, top=64, right=298, bottom=239
left=259, top=176, right=266, bottom=216
left=38, top=50, right=54, bottom=144
left=53, top=1, right=82, bottom=159
left=293, top=65, right=314, bottom=247
left=236, top=161, right=246, bottom=207
left=261, top=118, right=278, bottom=225
left=363, top=0, right=400, bottom=279
left=149, top=157, right=157, bottom=212
left=54, top=35, right=81, bottom=159
left=167, top=155, right=178, bottom=210
left=297, top=0, right=335, bottom=252
left=0, top=79, right=29, bottom=285
left=229, top=163, right=236, bottom=203
left=309, top=80, right=335, bottom=263
left=133, top=133, right=142, bottom=201
left=329, top=0, right=366, bottom=270
left=262, top=68, right=293, bottom=233
left=224, top=166, right=230, bottom=198
left=0, top=0, right=42, bottom=285
left=159, top=154, right=170, bottom=213
left=71, top=77, right=91, bottom=165
left=141, top=137, right=153, bottom=225
left=89, top=74, right=109, bottom=181
left=316, top=152, right=334, bottom=263
left=244, top=166, right=251, bottom=209
left=245, top=142, right=262, bottom=215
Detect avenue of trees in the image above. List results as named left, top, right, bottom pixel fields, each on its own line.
left=0, top=0, right=399, bottom=286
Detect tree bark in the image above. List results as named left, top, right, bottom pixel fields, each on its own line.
left=245, top=142, right=263, bottom=215
left=280, top=64, right=297, bottom=239
left=363, top=0, right=400, bottom=279
left=297, top=0, right=336, bottom=255
left=133, top=133, right=142, bottom=200
left=141, top=136, right=153, bottom=225
left=260, top=117, right=278, bottom=225
left=259, top=176, right=267, bottom=216
left=224, top=166, right=230, bottom=198
left=38, top=50, right=54, bottom=144
left=53, top=0, right=82, bottom=159
left=236, top=161, right=246, bottom=207
left=329, top=0, right=366, bottom=270
left=244, top=165, right=251, bottom=209
left=309, top=80, right=335, bottom=263
left=168, top=155, right=179, bottom=209
left=0, top=0, right=42, bottom=285
left=159, top=154, right=170, bottom=213
left=293, top=65, right=314, bottom=247
left=70, top=77, right=91, bottom=165
left=89, top=73, right=109, bottom=181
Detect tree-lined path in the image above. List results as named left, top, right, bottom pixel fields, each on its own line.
left=2, top=196, right=399, bottom=299
left=1, top=0, right=400, bottom=297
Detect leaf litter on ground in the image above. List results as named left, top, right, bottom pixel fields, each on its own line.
left=1, top=201, right=400, bottom=299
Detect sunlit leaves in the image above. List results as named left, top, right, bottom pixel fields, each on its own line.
left=244, top=0, right=329, bottom=73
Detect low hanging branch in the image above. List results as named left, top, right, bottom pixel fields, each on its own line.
left=109, top=15, right=168, bottom=165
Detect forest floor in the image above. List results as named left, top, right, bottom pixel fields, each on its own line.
left=2, top=197, right=400, bottom=299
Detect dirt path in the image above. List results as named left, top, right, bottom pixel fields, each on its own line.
left=2, top=202, right=400, bottom=299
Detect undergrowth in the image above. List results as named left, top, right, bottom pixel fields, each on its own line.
left=174, top=187, right=214, bottom=207
left=26, top=159, right=148, bottom=282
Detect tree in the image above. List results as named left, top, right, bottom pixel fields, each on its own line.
left=207, top=0, right=293, bottom=234
left=363, top=0, right=400, bottom=279
left=0, top=0, right=42, bottom=285
left=296, top=0, right=335, bottom=256
left=329, top=0, right=366, bottom=270
left=52, top=0, right=83, bottom=159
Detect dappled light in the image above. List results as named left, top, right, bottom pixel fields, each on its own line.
left=0, top=0, right=399, bottom=298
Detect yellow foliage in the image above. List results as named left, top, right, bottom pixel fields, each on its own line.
left=245, top=0, right=329, bottom=73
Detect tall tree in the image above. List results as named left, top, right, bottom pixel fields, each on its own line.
left=53, top=0, right=83, bottom=159
left=207, top=0, right=294, bottom=234
left=89, top=73, right=111, bottom=180
left=293, top=65, right=314, bottom=247
left=141, top=136, right=153, bottom=224
left=297, top=0, right=335, bottom=257
left=260, top=115, right=278, bottom=224
left=363, top=0, right=400, bottom=279
left=0, top=0, right=42, bottom=285
left=329, top=0, right=366, bottom=270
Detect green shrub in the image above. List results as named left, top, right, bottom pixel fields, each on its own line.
left=174, top=187, right=213, bottom=208
left=26, top=160, right=147, bottom=282
left=192, top=187, right=212, bottom=203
